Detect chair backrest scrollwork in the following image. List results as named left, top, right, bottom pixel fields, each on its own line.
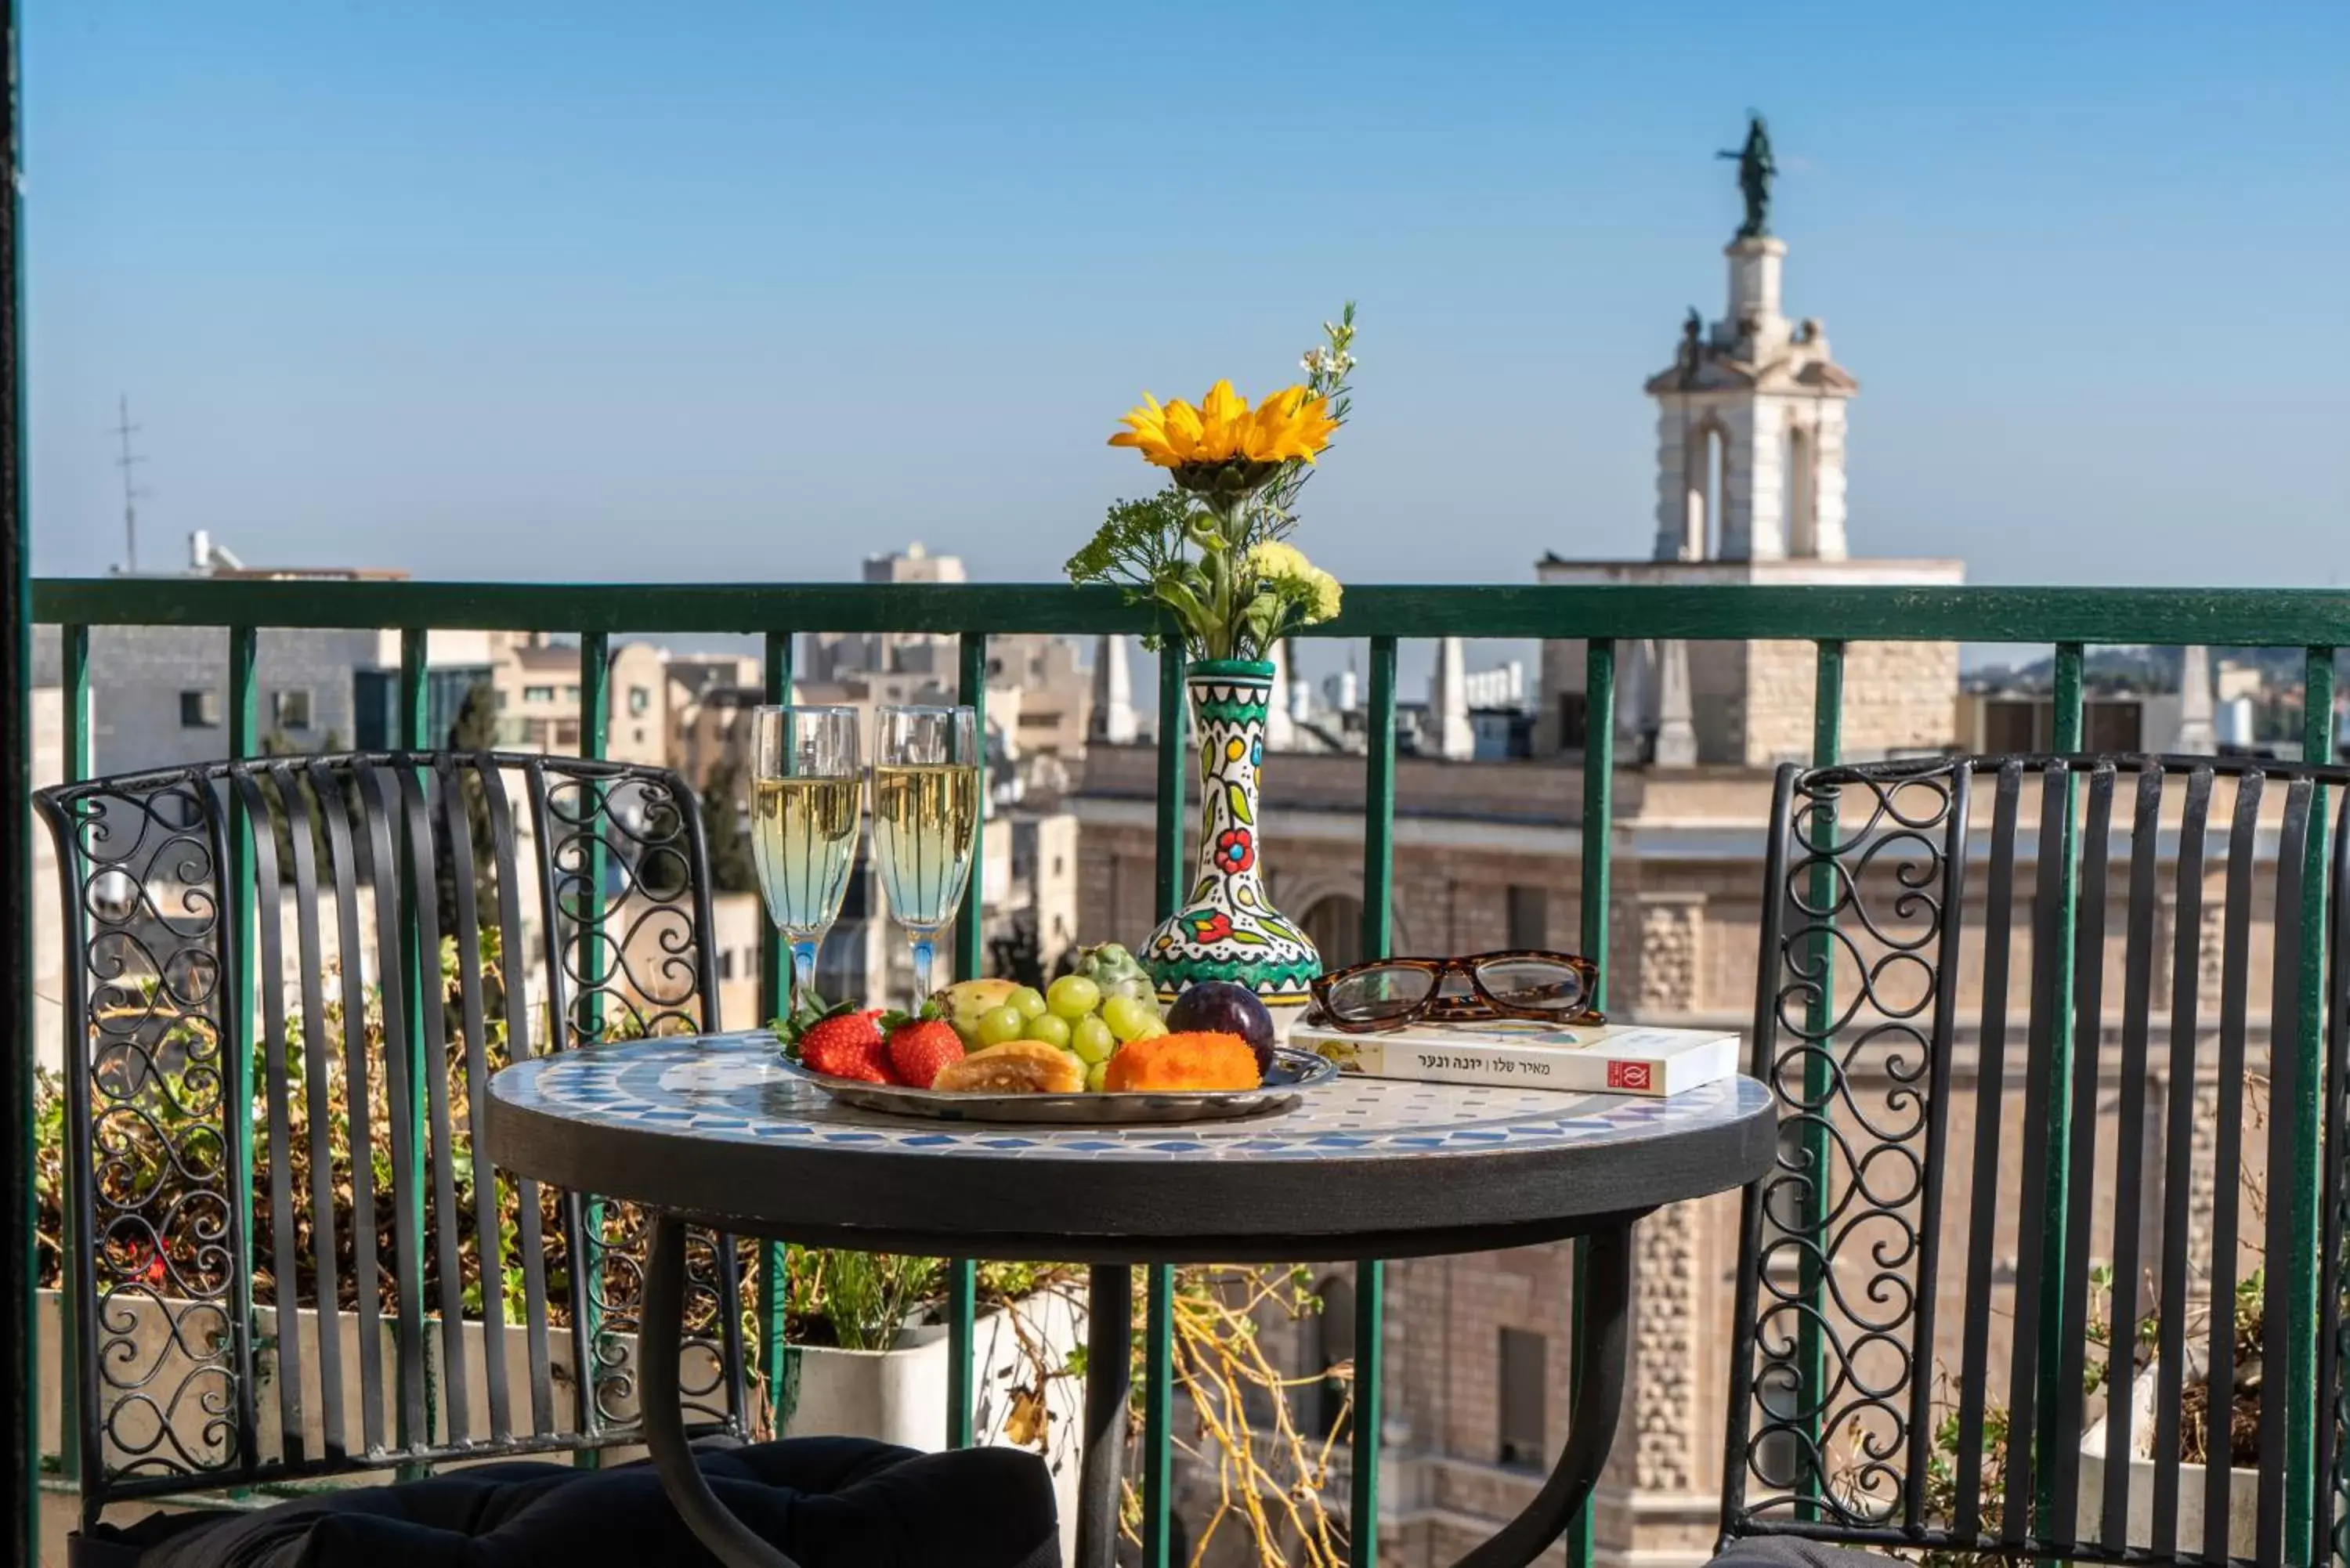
left=1723, top=753, right=2350, bottom=1568
left=37, top=750, right=747, bottom=1523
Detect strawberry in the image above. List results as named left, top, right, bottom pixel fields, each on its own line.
left=882, top=1003, right=966, bottom=1090
left=777, top=995, right=890, bottom=1083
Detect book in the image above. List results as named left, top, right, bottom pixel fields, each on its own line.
left=1289, top=1017, right=1742, bottom=1098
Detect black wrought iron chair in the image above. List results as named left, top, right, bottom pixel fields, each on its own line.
left=38, top=751, right=1058, bottom=1568
left=1716, top=754, right=2350, bottom=1568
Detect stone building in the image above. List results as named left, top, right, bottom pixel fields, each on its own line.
left=490, top=634, right=670, bottom=765
left=665, top=652, right=762, bottom=792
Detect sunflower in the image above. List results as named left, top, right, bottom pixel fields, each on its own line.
left=1109, top=381, right=1339, bottom=476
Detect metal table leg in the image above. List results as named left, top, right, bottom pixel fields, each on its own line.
left=1452, top=1219, right=1636, bottom=1568
left=1076, top=1263, right=1134, bottom=1568
left=644, top=1214, right=804, bottom=1568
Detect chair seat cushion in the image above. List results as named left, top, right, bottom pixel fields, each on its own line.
left=87, top=1437, right=1058, bottom=1568
left=1709, top=1534, right=1894, bottom=1568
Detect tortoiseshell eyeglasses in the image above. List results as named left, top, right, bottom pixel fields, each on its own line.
left=1307, top=950, right=1604, bottom=1034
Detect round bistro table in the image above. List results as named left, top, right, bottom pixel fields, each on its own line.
left=486, top=1031, right=1776, bottom=1568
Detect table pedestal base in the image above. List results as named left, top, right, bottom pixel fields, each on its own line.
left=1452, top=1222, right=1632, bottom=1568
left=641, top=1216, right=1637, bottom=1568
left=643, top=1215, right=805, bottom=1568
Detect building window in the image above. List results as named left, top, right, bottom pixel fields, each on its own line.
left=718, top=949, right=735, bottom=981
left=524, top=685, right=556, bottom=704
left=273, top=688, right=313, bottom=731
left=1506, top=885, right=1548, bottom=949
left=1556, top=692, right=1589, bottom=750
left=2088, top=699, right=2142, bottom=752
left=180, top=690, right=222, bottom=728
left=564, top=684, right=582, bottom=703
left=1499, top=1328, right=1547, bottom=1468
left=629, top=686, right=652, bottom=716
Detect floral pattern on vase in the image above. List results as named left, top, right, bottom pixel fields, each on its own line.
left=1144, top=659, right=1321, bottom=1003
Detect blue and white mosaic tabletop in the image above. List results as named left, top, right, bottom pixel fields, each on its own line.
left=488, top=1032, right=1777, bottom=1255
left=491, top=1031, right=1770, bottom=1162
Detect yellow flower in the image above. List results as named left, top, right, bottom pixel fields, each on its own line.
left=1109, top=381, right=1338, bottom=470
left=1248, top=540, right=1311, bottom=580
left=1303, top=568, right=1342, bottom=622
left=1246, top=542, right=1343, bottom=625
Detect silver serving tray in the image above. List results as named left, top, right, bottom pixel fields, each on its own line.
left=777, top=1044, right=1336, bottom=1124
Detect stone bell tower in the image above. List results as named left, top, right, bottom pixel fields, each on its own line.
left=1647, top=234, right=1856, bottom=562
left=1533, top=114, right=1961, bottom=770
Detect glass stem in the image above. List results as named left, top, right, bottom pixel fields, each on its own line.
left=790, top=937, right=819, bottom=1013
left=909, top=934, right=937, bottom=1010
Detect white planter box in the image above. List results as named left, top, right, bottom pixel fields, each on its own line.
left=2078, top=1355, right=2258, bottom=1559
left=776, top=1290, right=1087, bottom=1561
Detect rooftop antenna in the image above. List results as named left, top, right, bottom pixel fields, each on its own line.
left=110, top=395, right=147, bottom=573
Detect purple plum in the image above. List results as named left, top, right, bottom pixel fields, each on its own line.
left=1166, top=981, right=1277, bottom=1075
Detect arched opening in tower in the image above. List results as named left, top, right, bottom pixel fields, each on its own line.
left=1785, top=421, right=1818, bottom=557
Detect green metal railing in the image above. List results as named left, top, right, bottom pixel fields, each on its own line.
left=27, top=576, right=2350, bottom=1568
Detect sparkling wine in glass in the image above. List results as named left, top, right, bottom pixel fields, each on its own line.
left=870, top=704, right=981, bottom=1007
left=749, top=705, right=863, bottom=1013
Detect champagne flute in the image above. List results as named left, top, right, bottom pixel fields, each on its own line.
left=749, top=705, right=863, bottom=1015
left=870, top=704, right=982, bottom=1007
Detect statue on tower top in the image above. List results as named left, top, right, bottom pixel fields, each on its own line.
left=1717, top=112, right=1776, bottom=240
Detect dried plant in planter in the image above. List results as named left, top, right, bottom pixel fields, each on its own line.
left=2178, top=1269, right=2264, bottom=1470
left=1055, top=1266, right=1350, bottom=1568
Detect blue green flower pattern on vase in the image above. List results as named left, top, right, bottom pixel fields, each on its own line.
left=1144, top=660, right=1321, bottom=1003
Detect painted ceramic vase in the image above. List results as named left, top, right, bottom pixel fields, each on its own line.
left=1144, top=659, right=1321, bottom=1004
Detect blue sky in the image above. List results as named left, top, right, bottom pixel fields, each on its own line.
left=24, top=4, right=2350, bottom=592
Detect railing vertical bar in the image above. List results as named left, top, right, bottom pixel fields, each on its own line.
left=56, top=626, right=87, bottom=1486
left=2, top=39, right=31, bottom=1536
left=756, top=630, right=795, bottom=1433
left=1347, top=634, right=1400, bottom=1568
left=573, top=632, right=609, bottom=1461
left=1361, top=635, right=1397, bottom=960
left=1144, top=640, right=1188, bottom=1563
left=2031, top=642, right=2084, bottom=1543
left=2292, top=647, right=2337, bottom=1558
left=1568, top=637, right=1617, bottom=1568
left=1795, top=639, right=1842, bottom=1519
left=1153, top=641, right=1188, bottom=917
left=945, top=630, right=988, bottom=1450
left=395, top=629, right=432, bottom=1464
left=953, top=630, right=989, bottom=980
left=226, top=628, right=262, bottom=1475
left=59, top=626, right=85, bottom=775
